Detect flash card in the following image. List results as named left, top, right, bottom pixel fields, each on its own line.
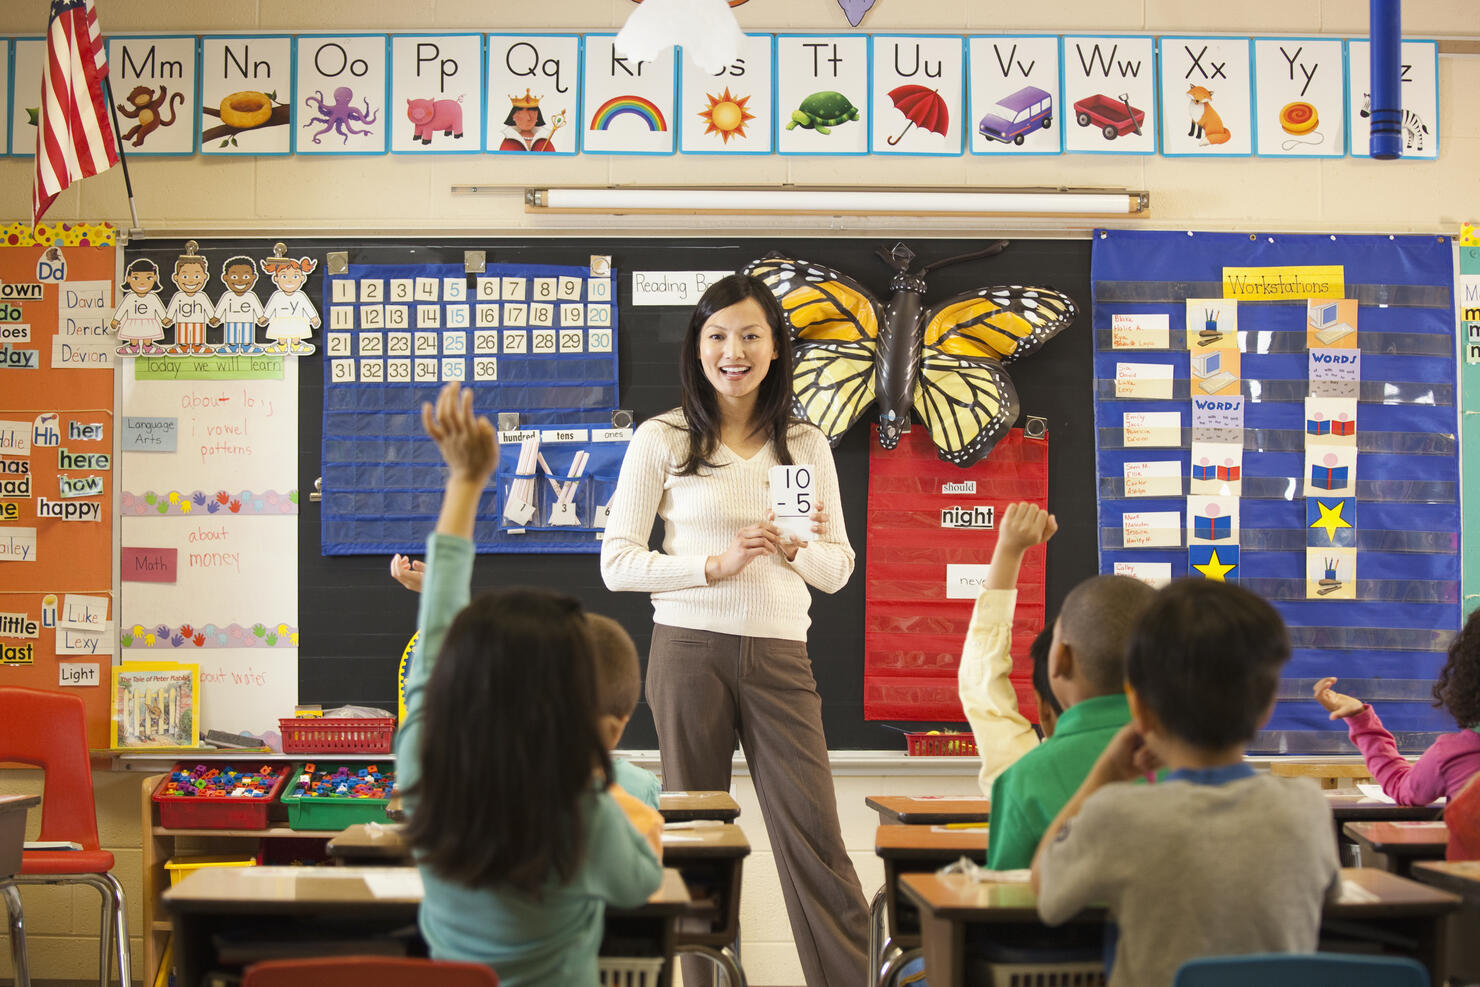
left=770, top=464, right=815, bottom=543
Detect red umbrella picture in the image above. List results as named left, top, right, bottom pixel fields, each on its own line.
left=886, top=84, right=949, bottom=145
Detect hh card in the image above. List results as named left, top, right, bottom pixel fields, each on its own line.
left=1158, top=37, right=1253, bottom=156
left=293, top=35, right=390, bottom=155
left=680, top=33, right=774, bottom=155
left=200, top=36, right=294, bottom=155
left=1347, top=39, right=1438, bottom=160
left=581, top=34, right=676, bottom=155
left=391, top=34, right=484, bottom=153
left=870, top=35, right=964, bottom=155
left=9, top=38, right=43, bottom=156
left=775, top=35, right=869, bottom=156
left=1061, top=35, right=1156, bottom=154
left=1253, top=38, right=1345, bottom=158
left=485, top=34, right=581, bottom=155
left=967, top=36, right=1061, bottom=155
left=106, top=36, right=199, bottom=155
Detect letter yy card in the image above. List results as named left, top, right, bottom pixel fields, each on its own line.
left=770, top=464, right=815, bottom=542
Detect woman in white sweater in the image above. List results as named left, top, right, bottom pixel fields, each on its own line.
left=600, top=274, right=869, bottom=986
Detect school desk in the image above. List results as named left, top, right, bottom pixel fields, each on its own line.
left=163, top=865, right=690, bottom=987
left=866, top=795, right=991, bottom=826
left=871, top=824, right=988, bottom=987
left=1, top=792, right=40, bottom=987
left=1323, top=790, right=1443, bottom=865
left=326, top=823, right=409, bottom=864
left=661, top=822, right=750, bottom=987
left=898, top=867, right=1462, bottom=987
left=658, top=791, right=740, bottom=823
left=1342, top=820, right=1449, bottom=876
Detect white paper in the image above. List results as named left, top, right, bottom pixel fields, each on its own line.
left=57, top=625, right=111, bottom=656
left=581, top=36, right=677, bottom=155
left=362, top=868, right=425, bottom=898
left=1355, top=783, right=1395, bottom=803
left=58, top=662, right=100, bottom=686
left=1110, top=313, right=1169, bottom=349
left=485, top=35, right=580, bottom=156
left=631, top=271, right=734, bottom=307
left=199, top=36, right=293, bottom=155
left=967, top=36, right=1062, bottom=155
left=1061, top=36, right=1157, bottom=154
left=1123, top=460, right=1181, bottom=498
left=123, top=644, right=298, bottom=734
left=1122, top=411, right=1181, bottom=448
left=1112, top=561, right=1173, bottom=588
left=389, top=34, right=483, bottom=154
left=944, top=564, right=992, bottom=600
left=615, top=0, right=742, bottom=75
left=1115, top=362, right=1174, bottom=399
left=59, top=593, right=110, bottom=629
left=1121, top=511, right=1181, bottom=548
left=294, top=35, right=389, bottom=154
left=0, top=527, right=37, bottom=562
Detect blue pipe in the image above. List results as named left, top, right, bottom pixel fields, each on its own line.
left=1368, top=0, right=1403, bottom=159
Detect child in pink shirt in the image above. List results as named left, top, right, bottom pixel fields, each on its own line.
left=1314, top=608, right=1480, bottom=805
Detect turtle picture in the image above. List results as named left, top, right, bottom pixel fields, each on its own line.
left=786, top=91, right=860, bottom=134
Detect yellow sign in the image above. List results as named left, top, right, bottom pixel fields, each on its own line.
left=1222, top=265, right=1344, bottom=300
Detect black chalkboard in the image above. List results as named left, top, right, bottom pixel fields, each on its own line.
left=126, top=235, right=1093, bottom=750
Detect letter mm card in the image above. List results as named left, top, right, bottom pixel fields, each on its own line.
left=293, top=35, right=390, bottom=155
left=1061, top=35, right=1157, bottom=154
left=485, top=34, right=581, bottom=156
left=581, top=35, right=676, bottom=155
left=106, top=36, right=200, bottom=155
left=1158, top=37, right=1253, bottom=156
left=869, top=35, right=964, bottom=155
left=680, top=33, right=775, bottom=155
left=1252, top=38, right=1345, bottom=158
left=390, top=34, right=485, bottom=154
left=200, top=36, right=294, bottom=155
left=967, top=35, right=1062, bottom=155
left=776, top=35, right=869, bottom=156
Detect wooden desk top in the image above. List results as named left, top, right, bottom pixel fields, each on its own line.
left=0, top=794, right=39, bottom=813
left=866, top=795, right=990, bottom=825
left=659, top=823, right=749, bottom=860
left=1322, top=790, right=1443, bottom=822
left=1411, top=860, right=1480, bottom=897
left=327, top=823, right=409, bottom=860
left=875, top=824, right=988, bottom=861
left=658, top=791, right=740, bottom=823
left=1343, top=820, right=1449, bottom=854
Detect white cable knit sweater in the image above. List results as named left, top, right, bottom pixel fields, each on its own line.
left=600, top=412, right=854, bottom=642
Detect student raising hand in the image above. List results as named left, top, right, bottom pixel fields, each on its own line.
left=423, top=382, right=497, bottom=541
left=1312, top=676, right=1365, bottom=720
left=390, top=554, right=425, bottom=593
left=986, top=501, right=1058, bottom=591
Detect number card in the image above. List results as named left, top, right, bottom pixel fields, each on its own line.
left=331, top=360, right=355, bottom=382
left=387, top=358, right=411, bottom=381
left=476, top=277, right=501, bottom=300
left=360, top=359, right=385, bottom=382
left=386, top=305, right=409, bottom=328
left=443, top=276, right=466, bottom=300
left=360, top=279, right=384, bottom=300
left=327, top=333, right=352, bottom=357
left=473, top=357, right=498, bottom=381
left=387, top=331, right=412, bottom=356
left=358, top=333, right=384, bottom=356
left=769, top=464, right=815, bottom=541
left=476, top=304, right=501, bottom=327
left=360, top=304, right=384, bottom=328
left=443, top=331, right=468, bottom=355
left=473, top=330, right=499, bottom=353
left=559, top=329, right=584, bottom=353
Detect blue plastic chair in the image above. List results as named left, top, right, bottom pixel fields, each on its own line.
left=1174, top=953, right=1429, bottom=986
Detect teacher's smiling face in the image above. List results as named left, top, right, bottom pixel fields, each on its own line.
left=698, top=296, right=777, bottom=402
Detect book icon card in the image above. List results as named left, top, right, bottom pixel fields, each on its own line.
left=1304, top=397, right=1356, bottom=444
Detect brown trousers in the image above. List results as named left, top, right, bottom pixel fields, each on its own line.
left=647, top=623, right=869, bottom=987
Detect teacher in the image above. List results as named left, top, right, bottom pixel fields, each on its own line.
left=600, top=274, right=869, bottom=986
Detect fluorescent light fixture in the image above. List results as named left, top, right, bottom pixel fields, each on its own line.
left=522, top=186, right=1150, bottom=217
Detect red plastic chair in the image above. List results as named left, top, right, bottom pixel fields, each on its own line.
left=0, top=687, right=130, bottom=987
left=1446, top=771, right=1480, bottom=860
left=243, top=956, right=499, bottom=987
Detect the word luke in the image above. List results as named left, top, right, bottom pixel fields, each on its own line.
left=940, top=505, right=995, bottom=529
left=502, top=40, right=570, bottom=93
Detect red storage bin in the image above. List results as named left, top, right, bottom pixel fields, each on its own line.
left=905, top=732, right=978, bottom=756
left=152, top=763, right=289, bottom=830
left=278, top=717, right=396, bottom=754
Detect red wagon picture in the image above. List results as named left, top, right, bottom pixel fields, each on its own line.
left=1073, top=92, right=1144, bottom=140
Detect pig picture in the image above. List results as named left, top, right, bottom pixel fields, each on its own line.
left=407, top=95, right=465, bottom=145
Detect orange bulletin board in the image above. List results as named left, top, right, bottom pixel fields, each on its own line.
left=0, top=225, right=118, bottom=749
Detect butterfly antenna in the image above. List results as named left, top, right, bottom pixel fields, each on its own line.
left=919, top=240, right=1010, bottom=277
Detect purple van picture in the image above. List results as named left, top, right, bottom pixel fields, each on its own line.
left=977, top=85, right=1053, bottom=145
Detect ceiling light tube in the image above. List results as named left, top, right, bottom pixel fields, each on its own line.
left=524, top=187, right=1150, bottom=217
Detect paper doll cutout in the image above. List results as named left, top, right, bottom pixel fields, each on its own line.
left=111, top=258, right=168, bottom=356
left=260, top=243, right=320, bottom=355
left=163, top=241, right=215, bottom=356
left=212, top=254, right=267, bottom=355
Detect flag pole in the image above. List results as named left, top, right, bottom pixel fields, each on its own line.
left=101, top=75, right=139, bottom=230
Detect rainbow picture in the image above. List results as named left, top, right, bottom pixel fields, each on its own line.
left=589, top=95, right=668, bottom=132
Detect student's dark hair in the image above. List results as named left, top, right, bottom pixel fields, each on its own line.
left=1057, top=575, right=1157, bottom=696
left=1434, top=606, right=1480, bottom=728
left=672, top=273, right=796, bottom=475
left=587, top=613, right=641, bottom=720
left=1127, top=579, right=1289, bottom=750
left=1030, top=627, right=1062, bottom=717
left=405, top=588, right=611, bottom=894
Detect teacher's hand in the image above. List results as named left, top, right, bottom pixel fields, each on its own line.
left=706, top=522, right=782, bottom=582
left=772, top=506, right=828, bottom=562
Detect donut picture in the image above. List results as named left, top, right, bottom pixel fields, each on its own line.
left=1280, top=101, right=1319, bottom=135
left=219, top=91, right=273, bottom=130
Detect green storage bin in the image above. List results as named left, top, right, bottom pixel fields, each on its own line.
left=279, top=763, right=396, bottom=831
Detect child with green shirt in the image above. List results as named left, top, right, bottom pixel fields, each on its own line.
left=396, top=382, right=663, bottom=987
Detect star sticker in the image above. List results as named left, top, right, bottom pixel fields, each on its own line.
left=1193, top=548, right=1237, bottom=581
left=1309, top=499, right=1352, bottom=541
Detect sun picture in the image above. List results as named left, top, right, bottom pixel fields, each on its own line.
left=698, top=87, right=755, bottom=144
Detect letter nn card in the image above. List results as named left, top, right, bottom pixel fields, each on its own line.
left=770, top=464, right=814, bottom=542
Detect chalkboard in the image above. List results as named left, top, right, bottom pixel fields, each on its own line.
left=126, top=236, right=1094, bottom=750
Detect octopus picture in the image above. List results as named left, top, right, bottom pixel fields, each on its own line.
left=302, top=86, right=379, bottom=144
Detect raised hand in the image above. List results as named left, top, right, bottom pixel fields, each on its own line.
left=422, top=381, right=498, bottom=482
left=996, top=502, right=1058, bottom=556
left=390, top=554, right=425, bottom=593
left=1313, top=676, right=1364, bottom=720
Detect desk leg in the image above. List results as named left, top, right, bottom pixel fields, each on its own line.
left=917, top=912, right=962, bottom=987
left=2, top=880, right=29, bottom=987
left=868, top=884, right=886, bottom=987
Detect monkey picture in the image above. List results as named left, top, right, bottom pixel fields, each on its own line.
left=116, top=85, right=184, bottom=148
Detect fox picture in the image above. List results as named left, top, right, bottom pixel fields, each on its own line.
left=1186, top=84, right=1231, bottom=145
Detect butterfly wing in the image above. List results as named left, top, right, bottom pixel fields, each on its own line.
left=922, top=284, right=1076, bottom=365
left=912, top=351, right=1019, bottom=467
left=744, top=255, right=883, bottom=445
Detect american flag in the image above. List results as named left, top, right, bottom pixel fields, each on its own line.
left=33, top=0, right=118, bottom=226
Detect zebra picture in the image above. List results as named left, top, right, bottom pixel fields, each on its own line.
left=1360, top=92, right=1430, bottom=152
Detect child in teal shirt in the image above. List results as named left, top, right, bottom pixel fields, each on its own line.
left=396, top=383, right=663, bottom=987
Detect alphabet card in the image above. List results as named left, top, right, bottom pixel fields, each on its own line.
left=870, top=36, right=964, bottom=155
left=1158, top=37, right=1253, bottom=156
left=967, top=36, right=1062, bottom=155
left=1253, top=38, right=1345, bottom=158
left=200, top=36, right=293, bottom=155
left=680, top=33, right=775, bottom=155
left=1347, top=39, right=1438, bottom=160
left=581, top=35, right=676, bottom=155
left=1061, top=35, right=1156, bottom=154
left=391, top=34, right=484, bottom=154
left=486, top=34, right=580, bottom=155
left=293, top=35, right=389, bottom=155
left=775, top=35, right=869, bottom=156
left=9, top=39, right=43, bottom=156
left=107, top=36, right=199, bottom=156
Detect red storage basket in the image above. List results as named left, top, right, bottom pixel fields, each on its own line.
left=278, top=717, right=396, bottom=754
left=905, top=732, right=978, bottom=756
left=152, top=763, right=289, bottom=830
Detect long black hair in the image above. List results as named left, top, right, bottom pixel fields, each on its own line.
left=405, top=588, right=611, bottom=894
left=1435, top=607, right=1480, bottom=729
left=673, top=273, right=796, bottom=475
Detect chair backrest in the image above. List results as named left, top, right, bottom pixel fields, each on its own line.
left=1174, top=953, right=1429, bottom=987
left=1446, top=770, right=1480, bottom=860
left=0, top=686, right=101, bottom=849
left=242, top=957, right=498, bottom=987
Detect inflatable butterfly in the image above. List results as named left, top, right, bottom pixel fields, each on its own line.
left=744, top=242, right=1077, bottom=467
